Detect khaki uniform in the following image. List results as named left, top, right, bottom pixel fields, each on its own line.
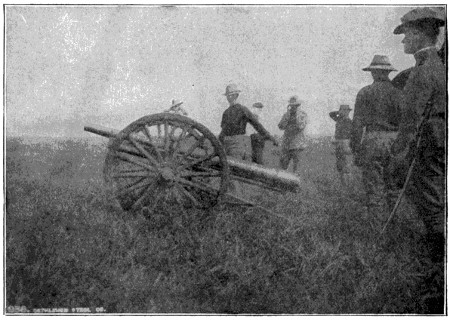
left=351, top=79, right=402, bottom=223
left=329, top=112, right=353, bottom=175
left=394, top=47, right=446, bottom=245
left=391, top=9, right=446, bottom=313
left=278, top=109, right=308, bottom=172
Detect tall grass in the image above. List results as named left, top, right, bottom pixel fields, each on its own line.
left=5, top=137, right=443, bottom=313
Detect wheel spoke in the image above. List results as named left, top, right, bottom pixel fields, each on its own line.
left=164, top=121, right=169, bottom=158
left=147, top=185, right=164, bottom=212
left=131, top=180, right=157, bottom=211
left=116, top=168, right=150, bottom=174
left=174, top=127, right=188, bottom=147
left=175, top=184, right=200, bottom=207
left=178, top=152, right=218, bottom=171
left=176, top=177, right=219, bottom=196
left=139, top=138, right=164, bottom=163
left=112, top=169, right=152, bottom=178
left=114, top=151, right=158, bottom=172
left=169, top=124, right=177, bottom=140
left=143, top=125, right=153, bottom=142
left=117, top=144, right=142, bottom=158
left=171, top=127, right=190, bottom=158
left=178, top=136, right=206, bottom=164
left=129, top=135, right=160, bottom=167
left=116, top=177, right=150, bottom=197
left=171, top=187, right=184, bottom=210
left=164, top=124, right=177, bottom=161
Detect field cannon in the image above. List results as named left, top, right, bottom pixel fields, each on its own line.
left=84, top=113, right=301, bottom=212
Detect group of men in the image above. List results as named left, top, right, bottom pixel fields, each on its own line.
left=329, top=7, right=446, bottom=312
left=330, top=7, right=445, bottom=239
left=215, top=7, right=446, bottom=312
left=217, top=84, right=309, bottom=172
left=168, top=8, right=446, bottom=311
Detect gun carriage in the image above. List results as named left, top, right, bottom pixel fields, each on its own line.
left=84, top=113, right=301, bottom=213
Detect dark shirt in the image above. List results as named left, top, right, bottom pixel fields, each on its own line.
left=351, top=79, right=401, bottom=151
left=397, top=47, right=447, bottom=145
left=329, top=112, right=353, bottom=140
left=220, top=103, right=272, bottom=139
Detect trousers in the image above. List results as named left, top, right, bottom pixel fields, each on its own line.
left=250, top=133, right=265, bottom=165
left=335, top=139, right=352, bottom=173
left=223, top=135, right=251, bottom=162
left=360, top=131, right=399, bottom=223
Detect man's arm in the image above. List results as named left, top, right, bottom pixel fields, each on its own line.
left=297, top=111, right=307, bottom=130
left=218, top=112, right=226, bottom=144
left=242, top=106, right=278, bottom=144
left=350, top=91, right=365, bottom=153
left=278, top=112, right=289, bottom=130
left=391, top=68, right=433, bottom=155
left=329, top=111, right=340, bottom=122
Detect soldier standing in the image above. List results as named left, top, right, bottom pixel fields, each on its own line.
left=249, top=102, right=266, bottom=165
left=329, top=105, right=353, bottom=186
left=390, top=8, right=446, bottom=310
left=278, top=96, right=308, bottom=173
left=218, top=84, right=278, bottom=161
left=350, top=55, right=402, bottom=229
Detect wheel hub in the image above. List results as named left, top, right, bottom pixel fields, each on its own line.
left=160, top=166, right=176, bottom=183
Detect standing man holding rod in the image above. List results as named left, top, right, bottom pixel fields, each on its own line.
left=390, top=8, right=446, bottom=313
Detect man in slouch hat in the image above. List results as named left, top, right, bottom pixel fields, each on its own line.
left=278, top=96, right=308, bottom=173
left=218, top=84, right=278, bottom=161
left=390, top=9, right=446, bottom=310
left=350, top=55, right=402, bottom=229
left=329, top=104, right=353, bottom=186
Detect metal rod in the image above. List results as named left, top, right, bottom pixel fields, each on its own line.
left=84, top=125, right=119, bottom=139
left=378, top=158, right=416, bottom=238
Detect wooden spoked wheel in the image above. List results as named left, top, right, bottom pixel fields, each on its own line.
left=104, top=113, right=229, bottom=213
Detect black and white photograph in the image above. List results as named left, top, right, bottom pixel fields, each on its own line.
left=4, top=3, right=447, bottom=314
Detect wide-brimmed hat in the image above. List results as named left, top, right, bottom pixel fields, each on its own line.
left=394, top=7, right=446, bottom=35
left=223, top=84, right=241, bottom=96
left=288, top=95, right=303, bottom=106
left=252, top=102, right=264, bottom=109
left=171, top=99, right=183, bottom=107
left=362, top=55, right=397, bottom=72
left=339, top=105, right=352, bottom=111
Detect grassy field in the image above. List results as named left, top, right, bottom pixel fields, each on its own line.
left=5, top=135, right=443, bottom=314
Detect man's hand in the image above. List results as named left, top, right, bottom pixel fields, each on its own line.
left=388, top=149, right=411, bottom=188
left=391, top=138, right=407, bottom=156
left=218, top=132, right=224, bottom=145
left=270, top=136, right=279, bottom=147
left=391, top=133, right=414, bottom=156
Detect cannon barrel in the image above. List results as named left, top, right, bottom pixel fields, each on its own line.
left=84, top=125, right=118, bottom=139
left=223, top=158, right=301, bottom=192
left=84, top=124, right=301, bottom=193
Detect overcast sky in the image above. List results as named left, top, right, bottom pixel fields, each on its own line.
left=5, top=5, right=446, bottom=138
